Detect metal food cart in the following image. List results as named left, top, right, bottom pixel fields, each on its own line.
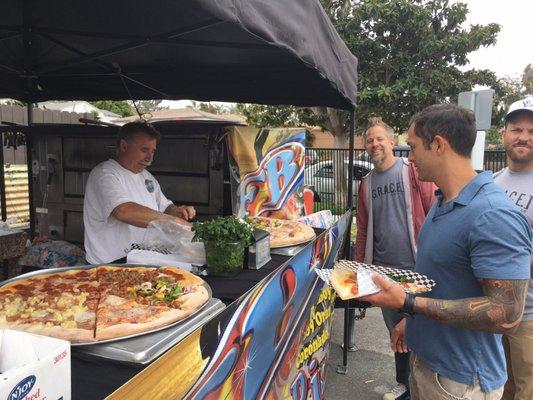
left=0, top=0, right=360, bottom=398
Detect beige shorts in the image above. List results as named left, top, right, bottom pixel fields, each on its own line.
left=409, top=353, right=503, bottom=400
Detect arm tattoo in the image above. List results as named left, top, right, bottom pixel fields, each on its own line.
left=414, top=279, right=529, bottom=333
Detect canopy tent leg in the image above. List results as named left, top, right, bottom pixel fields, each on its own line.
left=337, top=109, right=357, bottom=373
left=0, top=133, right=6, bottom=222
left=25, top=107, right=34, bottom=239
left=23, top=0, right=35, bottom=239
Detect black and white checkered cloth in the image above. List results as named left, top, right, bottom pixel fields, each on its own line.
left=128, top=243, right=172, bottom=254
left=316, top=259, right=436, bottom=294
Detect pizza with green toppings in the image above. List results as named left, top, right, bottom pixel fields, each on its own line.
left=0, top=266, right=210, bottom=343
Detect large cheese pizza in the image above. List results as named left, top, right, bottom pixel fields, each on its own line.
left=247, top=216, right=316, bottom=247
left=0, top=265, right=210, bottom=343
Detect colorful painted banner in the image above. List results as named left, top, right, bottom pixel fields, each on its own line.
left=227, top=127, right=307, bottom=219
left=109, top=212, right=351, bottom=400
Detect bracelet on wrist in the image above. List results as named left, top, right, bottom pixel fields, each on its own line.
left=399, top=292, right=416, bottom=318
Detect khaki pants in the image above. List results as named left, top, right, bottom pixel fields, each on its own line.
left=409, top=353, right=503, bottom=400
left=502, top=320, right=533, bottom=400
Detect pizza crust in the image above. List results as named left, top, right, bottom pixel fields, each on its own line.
left=2, top=323, right=95, bottom=342
left=175, top=286, right=210, bottom=312
left=95, top=308, right=188, bottom=340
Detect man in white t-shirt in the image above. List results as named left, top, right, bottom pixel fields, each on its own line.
left=83, top=122, right=195, bottom=264
left=493, top=96, right=533, bottom=400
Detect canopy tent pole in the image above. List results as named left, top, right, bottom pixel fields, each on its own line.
left=23, top=0, right=35, bottom=238
left=0, top=134, right=6, bottom=222
left=342, top=109, right=355, bottom=260
left=337, top=109, right=356, bottom=374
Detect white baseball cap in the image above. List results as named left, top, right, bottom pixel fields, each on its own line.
left=506, top=96, right=533, bottom=121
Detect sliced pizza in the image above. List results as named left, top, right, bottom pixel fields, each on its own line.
left=329, top=268, right=358, bottom=300
left=0, top=265, right=210, bottom=343
left=0, top=269, right=99, bottom=342
left=247, top=216, right=316, bottom=247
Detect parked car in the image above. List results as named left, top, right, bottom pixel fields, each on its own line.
left=355, top=151, right=372, bottom=163
left=393, top=145, right=411, bottom=158
left=305, top=149, right=320, bottom=165
left=304, top=159, right=373, bottom=202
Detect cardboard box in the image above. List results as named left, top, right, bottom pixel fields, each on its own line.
left=0, top=330, right=71, bottom=400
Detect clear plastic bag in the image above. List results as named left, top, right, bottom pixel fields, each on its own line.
left=141, top=220, right=206, bottom=265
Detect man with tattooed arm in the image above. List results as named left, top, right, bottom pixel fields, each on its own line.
left=360, top=104, right=532, bottom=400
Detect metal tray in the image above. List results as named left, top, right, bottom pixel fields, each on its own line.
left=0, top=264, right=214, bottom=345
left=72, top=298, right=225, bottom=364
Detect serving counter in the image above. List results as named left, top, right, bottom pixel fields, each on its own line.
left=71, top=212, right=351, bottom=400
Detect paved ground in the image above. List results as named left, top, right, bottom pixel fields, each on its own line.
left=324, top=307, right=397, bottom=399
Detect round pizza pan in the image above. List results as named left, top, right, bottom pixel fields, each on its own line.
left=0, top=264, right=213, bottom=346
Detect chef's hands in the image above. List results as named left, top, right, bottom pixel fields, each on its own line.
left=175, top=205, right=196, bottom=221
left=391, top=318, right=408, bottom=353
left=358, top=274, right=406, bottom=309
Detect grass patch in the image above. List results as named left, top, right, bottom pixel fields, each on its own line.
left=313, top=202, right=347, bottom=215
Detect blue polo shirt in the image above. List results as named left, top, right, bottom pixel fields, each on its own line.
left=406, top=172, right=532, bottom=392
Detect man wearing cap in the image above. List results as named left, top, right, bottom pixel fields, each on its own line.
left=360, top=104, right=531, bottom=400
left=494, top=96, right=533, bottom=400
left=83, top=122, right=196, bottom=264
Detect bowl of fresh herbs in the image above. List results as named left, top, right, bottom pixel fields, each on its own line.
left=192, top=216, right=253, bottom=277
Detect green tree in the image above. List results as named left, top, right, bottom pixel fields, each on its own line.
left=240, top=0, right=501, bottom=202
left=486, top=64, right=532, bottom=149
left=90, top=100, right=134, bottom=117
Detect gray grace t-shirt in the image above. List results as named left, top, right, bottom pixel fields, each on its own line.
left=371, top=158, right=415, bottom=269
left=494, top=167, right=533, bottom=321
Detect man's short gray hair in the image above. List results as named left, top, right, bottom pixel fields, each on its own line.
left=363, top=117, right=395, bottom=140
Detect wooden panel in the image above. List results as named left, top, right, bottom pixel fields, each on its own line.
left=151, top=138, right=209, bottom=174
left=155, top=175, right=209, bottom=205
left=32, top=108, right=44, bottom=123
left=63, top=137, right=115, bottom=170
left=64, top=210, right=84, bottom=243
left=64, top=171, right=88, bottom=197
left=107, top=329, right=207, bottom=400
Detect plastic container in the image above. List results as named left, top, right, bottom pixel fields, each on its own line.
left=204, top=241, right=245, bottom=277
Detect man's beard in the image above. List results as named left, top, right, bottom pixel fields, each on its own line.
left=371, top=154, right=388, bottom=167
left=506, top=143, right=533, bottom=164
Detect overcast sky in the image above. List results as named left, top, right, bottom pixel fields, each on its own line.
left=460, top=0, right=532, bottom=79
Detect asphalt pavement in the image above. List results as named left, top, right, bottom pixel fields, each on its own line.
left=325, top=306, right=397, bottom=399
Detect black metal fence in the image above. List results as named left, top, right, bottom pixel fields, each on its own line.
left=305, top=148, right=507, bottom=214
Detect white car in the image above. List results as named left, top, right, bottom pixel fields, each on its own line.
left=304, top=159, right=373, bottom=203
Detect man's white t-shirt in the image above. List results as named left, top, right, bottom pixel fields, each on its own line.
left=83, top=159, right=173, bottom=264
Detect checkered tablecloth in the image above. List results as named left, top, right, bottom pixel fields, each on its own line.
left=129, top=243, right=171, bottom=254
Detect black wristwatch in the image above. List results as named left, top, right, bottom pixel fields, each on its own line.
left=399, top=293, right=417, bottom=318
